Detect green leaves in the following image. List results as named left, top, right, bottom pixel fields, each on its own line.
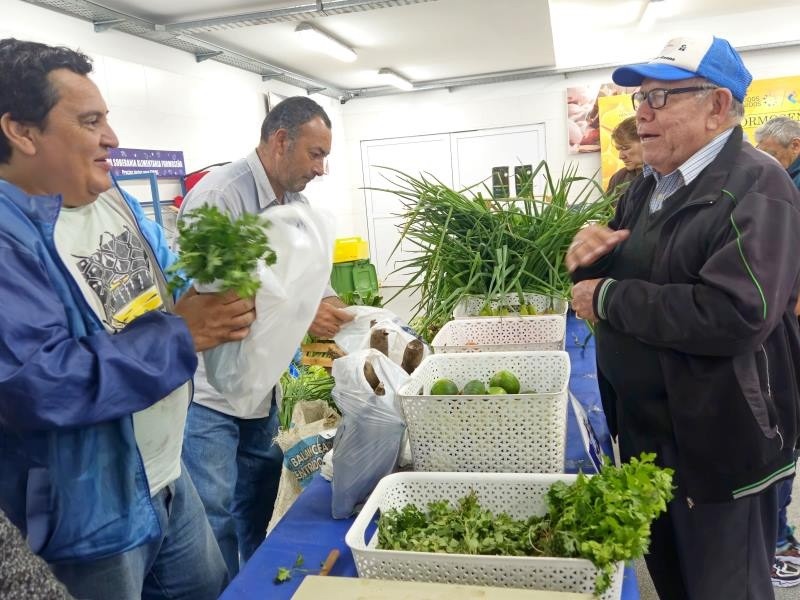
left=278, top=365, right=336, bottom=430
left=168, top=205, right=277, bottom=298
left=273, top=553, right=306, bottom=584
left=376, top=453, right=673, bottom=596
left=544, top=454, right=674, bottom=594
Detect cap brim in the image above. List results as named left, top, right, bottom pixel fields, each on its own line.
left=612, top=63, right=699, bottom=87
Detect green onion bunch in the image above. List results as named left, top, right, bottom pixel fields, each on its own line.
left=374, top=161, right=615, bottom=336
left=279, top=365, right=336, bottom=430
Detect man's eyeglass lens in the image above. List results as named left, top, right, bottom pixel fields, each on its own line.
left=632, top=86, right=716, bottom=110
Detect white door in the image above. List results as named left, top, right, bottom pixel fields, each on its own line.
left=361, top=134, right=453, bottom=286
left=361, top=124, right=547, bottom=287
left=451, top=124, right=547, bottom=197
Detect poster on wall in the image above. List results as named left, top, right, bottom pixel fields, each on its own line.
left=108, top=148, right=185, bottom=178
left=740, top=75, right=800, bottom=143
left=566, top=83, right=635, bottom=154
left=597, top=75, right=800, bottom=189
left=597, top=94, right=636, bottom=191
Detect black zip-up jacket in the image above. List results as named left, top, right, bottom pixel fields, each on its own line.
left=574, top=127, right=800, bottom=502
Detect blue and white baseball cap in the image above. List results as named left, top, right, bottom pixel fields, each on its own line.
left=612, top=35, right=752, bottom=102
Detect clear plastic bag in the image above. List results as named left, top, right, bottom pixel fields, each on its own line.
left=330, top=349, right=410, bottom=518
left=201, top=203, right=334, bottom=413
left=334, top=306, right=430, bottom=368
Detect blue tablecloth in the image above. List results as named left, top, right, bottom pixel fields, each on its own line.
left=221, top=314, right=640, bottom=600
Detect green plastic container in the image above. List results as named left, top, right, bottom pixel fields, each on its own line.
left=330, top=259, right=379, bottom=297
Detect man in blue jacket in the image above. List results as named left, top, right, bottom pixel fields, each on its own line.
left=0, top=38, right=256, bottom=599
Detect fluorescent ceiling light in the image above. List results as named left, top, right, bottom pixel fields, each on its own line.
left=638, top=0, right=666, bottom=32
left=378, top=67, right=414, bottom=91
left=295, top=22, right=357, bottom=62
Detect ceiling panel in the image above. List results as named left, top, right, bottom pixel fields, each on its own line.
left=17, top=0, right=800, bottom=99
left=196, top=0, right=555, bottom=90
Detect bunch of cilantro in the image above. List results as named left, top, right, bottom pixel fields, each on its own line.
left=377, top=453, right=673, bottom=596
left=168, top=205, right=277, bottom=298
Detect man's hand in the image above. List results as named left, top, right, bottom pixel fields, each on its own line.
left=309, top=298, right=353, bottom=339
left=565, top=225, right=630, bottom=272
left=571, top=279, right=603, bottom=324
left=174, top=287, right=256, bottom=352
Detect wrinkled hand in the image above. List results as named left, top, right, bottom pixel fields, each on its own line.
left=174, top=287, right=256, bottom=352
left=565, top=225, right=630, bottom=272
left=571, top=279, right=602, bottom=324
left=308, top=301, right=353, bottom=339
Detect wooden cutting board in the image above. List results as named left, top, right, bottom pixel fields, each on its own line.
left=291, top=576, right=592, bottom=599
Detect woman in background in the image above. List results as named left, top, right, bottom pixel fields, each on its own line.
left=606, top=116, right=643, bottom=197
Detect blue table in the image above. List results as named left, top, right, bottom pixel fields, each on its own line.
left=221, top=314, right=640, bottom=599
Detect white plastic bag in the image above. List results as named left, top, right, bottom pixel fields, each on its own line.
left=334, top=306, right=430, bottom=368
left=201, top=203, right=334, bottom=411
left=330, top=349, right=410, bottom=518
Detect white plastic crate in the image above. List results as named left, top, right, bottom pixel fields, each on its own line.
left=345, top=471, right=624, bottom=600
left=398, top=351, right=569, bottom=473
left=431, top=316, right=566, bottom=353
left=453, top=293, right=568, bottom=319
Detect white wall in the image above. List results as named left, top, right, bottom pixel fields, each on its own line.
left=339, top=42, right=800, bottom=238
left=7, top=0, right=800, bottom=244
left=3, top=0, right=348, bottom=232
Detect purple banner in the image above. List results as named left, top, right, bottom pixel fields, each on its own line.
left=108, top=148, right=186, bottom=178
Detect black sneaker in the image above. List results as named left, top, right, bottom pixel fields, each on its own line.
left=772, top=558, right=800, bottom=588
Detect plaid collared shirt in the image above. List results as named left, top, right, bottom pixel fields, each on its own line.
left=644, top=128, right=737, bottom=213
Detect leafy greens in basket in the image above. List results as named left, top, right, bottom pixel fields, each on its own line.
left=377, top=453, right=673, bottom=596
left=168, top=205, right=277, bottom=298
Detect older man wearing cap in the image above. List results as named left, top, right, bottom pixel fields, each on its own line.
left=568, top=35, right=800, bottom=599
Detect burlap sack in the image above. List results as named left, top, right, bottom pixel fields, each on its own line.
left=267, top=400, right=339, bottom=532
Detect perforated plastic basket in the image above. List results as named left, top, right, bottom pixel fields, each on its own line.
left=398, top=351, right=569, bottom=472
left=345, top=471, right=624, bottom=600
left=453, top=293, right=568, bottom=319
left=431, top=316, right=566, bottom=353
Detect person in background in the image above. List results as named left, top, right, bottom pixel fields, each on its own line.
left=0, top=38, right=256, bottom=599
left=180, top=96, right=352, bottom=578
left=605, top=115, right=644, bottom=197
left=755, top=116, right=800, bottom=188
left=755, top=115, right=800, bottom=587
left=568, top=35, right=800, bottom=599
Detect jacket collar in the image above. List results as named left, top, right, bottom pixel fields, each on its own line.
left=0, top=179, right=63, bottom=223
left=788, top=155, right=800, bottom=180
left=678, top=125, right=744, bottom=202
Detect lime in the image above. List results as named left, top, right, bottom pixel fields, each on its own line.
left=430, top=378, right=459, bottom=396
left=461, top=379, right=487, bottom=395
left=489, top=370, right=520, bottom=394
left=487, top=386, right=507, bottom=395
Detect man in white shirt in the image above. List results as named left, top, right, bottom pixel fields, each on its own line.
left=180, top=96, right=352, bottom=577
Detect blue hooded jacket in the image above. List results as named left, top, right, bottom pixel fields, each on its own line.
left=788, top=155, right=800, bottom=191
left=0, top=180, right=197, bottom=562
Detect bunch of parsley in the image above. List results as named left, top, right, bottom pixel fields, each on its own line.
left=168, top=205, right=277, bottom=298
left=377, top=453, right=673, bottom=596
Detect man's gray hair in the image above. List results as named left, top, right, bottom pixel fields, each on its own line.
left=260, top=96, right=331, bottom=143
left=754, top=116, right=800, bottom=146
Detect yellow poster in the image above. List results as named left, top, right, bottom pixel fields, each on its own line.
left=741, top=76, right=800, bottom=144
left=597, top=75, right=800, bottom=189
left=598, top=94, right=636, bottom=191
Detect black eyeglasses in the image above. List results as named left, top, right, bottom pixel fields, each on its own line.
left=631, top=86, right=717, bottom=110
